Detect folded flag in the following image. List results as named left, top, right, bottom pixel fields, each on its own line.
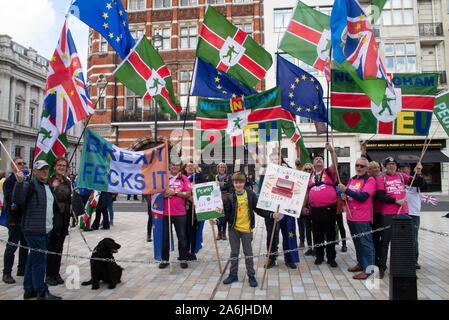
left=190, top=58, right=257, bottom=99
left=331, top=70, right=438, bottom=135
left=434, top=90, right=449, bottom=138
left=80, top=190, right=100, bottom=231
left=280, top=215, right=299, bottom=263
left=70, top=0, right=135, bottom=60
left=151, top=193, right=164, bottom=261
left=420, top=194, right=439, bottom=206
left=331, top=0, right=392, bottom=105
left=114, top=34, right=181, bottom=116
left=276, top=54, right=327, bottom=123
left=197, top=5, right=273, bottom=89
left=279, top=0, right=331, bottom=72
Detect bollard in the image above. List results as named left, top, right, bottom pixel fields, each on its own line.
left=389, top=214, right=417, bottom=300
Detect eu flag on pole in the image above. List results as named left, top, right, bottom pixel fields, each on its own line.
left=280, top=215, right=299, bottom=263
left=151, top=193, right=164, bottom=261
left=70, top=0, right=135, bottom=60
left=276, top=55, right=327, bottom=123
left=190, top=58, right=257, bottom=99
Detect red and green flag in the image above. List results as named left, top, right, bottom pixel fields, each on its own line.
left=196, top=5, right=273, bottom=89
left=279, top=0, right=331, bottom=72
left=113, top=34, right=181, bottom=116
left=331, top=70, right=439, bottom=135
left=195, top=87, right=311, bottom=164
left=80, top=190, right=100, bottom=231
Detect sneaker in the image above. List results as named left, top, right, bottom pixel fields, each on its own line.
left=304, top=249, right=315, bottom=256
left=223, top=274, right=238, bottom=285
left=341, top=244, right=348, bottom=252
left=266, top=259, right=276, bottom=269
left=285, top=262, right=297, bottom=269
left=248, top=276, right=258, bottom=287
left=180, top=262, right=188, bottom=269
left=37, top=289, right=62, bottom=300
left=314, top=257, right=324, bottom=265
left=23, top=290, right=37, bottom=300
left=16, top=269, right=25, bottom=277
left=55, top=274, right=64, bottom=285
left=327, top=259, right=338, bottom=268
left=2, top=274, right=16, bottom=284
left=158, top=262, right=170, bottom=269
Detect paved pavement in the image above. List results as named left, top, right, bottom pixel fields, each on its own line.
left=1, top=202, right=449, bottom=301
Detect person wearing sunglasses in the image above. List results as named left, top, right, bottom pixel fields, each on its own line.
left=338, top=158, right=376, bottom=280
left=2, top=157, right=29, bottom=285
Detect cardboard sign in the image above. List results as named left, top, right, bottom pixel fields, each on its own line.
left=257, top=164, right=310, bottom=218
left=192, top=181, right=224, bottom=221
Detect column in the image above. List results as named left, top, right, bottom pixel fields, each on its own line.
left=9, top=77, right=15, bottom=122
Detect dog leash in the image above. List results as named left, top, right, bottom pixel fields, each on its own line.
left=78, top=227, right=93, bottom=252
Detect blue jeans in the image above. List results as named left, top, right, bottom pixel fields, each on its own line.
left=347, top=221, right=375, bottom=274
left=108, top=202, right=114, bottom=222
left=411, top=215, right=420, bottom=262
left=3, top=224, right=28, bottom=275
left=23, top=233, right=51, bottom=296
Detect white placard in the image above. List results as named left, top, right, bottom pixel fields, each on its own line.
left=192, top=181, right=224, bottom=221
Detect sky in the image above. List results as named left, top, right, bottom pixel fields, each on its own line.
left=0, top=0, right=89, bottom=72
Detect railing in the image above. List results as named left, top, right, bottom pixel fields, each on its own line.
left=419, top=23, right=443, bottom=37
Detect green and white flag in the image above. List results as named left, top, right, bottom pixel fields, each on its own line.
left=434, top=90, right=449, bottom=137
left=279, top=0, right=331, bottom=71
left=331, top=70, right=439, bottom=135
left=113, top=34, right=181, bottom=116
left=80, top=190, right=100, bottom=231
left=196, top=5, right=273, bottom=89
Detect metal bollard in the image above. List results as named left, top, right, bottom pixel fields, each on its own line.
left=389, top=214, right=417, bottom=300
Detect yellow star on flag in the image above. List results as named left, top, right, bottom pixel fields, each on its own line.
left=290, top=101, right=295, bottom=107
left=232, top=94, right=237, bottom=98
left=306, top=108, right=311, bottom=112
left=301, top=75, right=307, bottom=80
left=288, top=92, right=294, bottom=98
left=116, top=36, right=120, bottom=42
left=289, top=232, right=294, bottom=238
left=61, top=53, right=67, bottom=59
left=217, top=85, right=222, bottom=89
left=103, top=23, right=109, bottom=29
left=359, top=13, right=365, bottom=20
left=214, top=76, right=220, bottom=82
left=72, top=61, right=77, bottom=67
left=106, top=3, right=112, bottom=9
left=310, top=77, right=315, bottom=82
left=295, top=78, right=300, bottom=83
left=123, top=21, right=126, bottom=27
left=50, top=89, right=56, bottom=95
left=51, top=56, right=56, bottom=62
left=356, top=24, right=361, bottom=31
left=362, top=37, right=369, bottom=44
left=222, top=90, right=227, bottom=94
left=109, top=32, right=114, bottom=39
left=119, top=10, right=123, bottom=16
left=102, top=12, right=108, bottom=19
left=290, top=84, right=295, bottom=90
left=59, top=93, right=66, bottom=99
left=297, top=106, right=302, bottom=112
left=70, top=90, right=75, bottom=96
left=313, top=105, right=318, bottom=110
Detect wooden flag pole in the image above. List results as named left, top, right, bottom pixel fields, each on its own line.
left=261, top=204, right=280, bottom=290
left=210, top=220, right=223, bottom=274
left=168, top=197, right=172, bottom=273
left=0, top=141, right=20, bottom=172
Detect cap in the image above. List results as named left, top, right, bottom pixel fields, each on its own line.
left=398, top=162, right=410, bottom=168
left=383, top=156, right=397, bottom=167
left=295, top=159, right=301, bottom=166
left=33, top=160, right=49, bottom=170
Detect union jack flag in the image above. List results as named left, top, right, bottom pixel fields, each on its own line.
left=44, top=19, right=94, bottom=134
left=420, top=194, right=439, bottom=206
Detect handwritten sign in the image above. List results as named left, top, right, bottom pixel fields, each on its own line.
left=192, top=181, right=224, bottom=221
left=257, top=164, right=310, bottom=218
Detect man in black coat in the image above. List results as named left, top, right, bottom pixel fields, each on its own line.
left=2, top=157, right=28, bottom=284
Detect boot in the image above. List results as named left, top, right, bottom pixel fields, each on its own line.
left=216, top=231, right=222, bottom=240
left=222, top=230, right=227, bottom=240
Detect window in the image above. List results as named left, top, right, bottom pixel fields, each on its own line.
left=153, top=27, right=171, bottom=50
left=154, top=0, right=171, bottom=8
left=129, top=0, right=145, bottom=10
left=99, top=35, right=108, bottom=53
left=88, top=30, right=93, bottom=55
left=14, top=103, right=21, bottom=124
left=336, top=147, right=350, bottom=157
left=98, top=86, right=106, bottom=110
left=125, top=87, right=142, bottom=117
left=14, top=146, right=22, bottom=158
left=180, top=26, right=197, bottom=49
left=207, top=0, right=225, bottom=4
left=384, top=43, right=416, bottom=73
left=29, top=148, right=34, bottom=168
left=130, top=30, right=145, bottom=42
left=29, top=106, right=35, bottom=127
left=235, top=22, right=253, bottom=37
left=234, top=0, right=252, bottom=3
left=179, top=70, right=197, bottom=114
left=180, top=0, right=197, bottom=6
left=382, top=0, right=413, bottom=25
left=274, top=9, right=293, bottom=33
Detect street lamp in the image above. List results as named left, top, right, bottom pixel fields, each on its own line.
left=152, top=33, right=163, bottom=143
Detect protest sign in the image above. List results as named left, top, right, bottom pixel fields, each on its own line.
left=192, top=181, right=224, bottom=221
left=77, top=129, right=169, bottom=195
left=257, top=164, right=310, bottom=218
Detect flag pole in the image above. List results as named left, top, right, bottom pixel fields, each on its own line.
left=0, top=141, right=20, bottom=172
left=168, top=197, right=172, bottom=273
left=261, top=204, right=280, bottom=290
left=326, top=47, right=332, bottom=168
left=210, top=219, right=223, bottom=274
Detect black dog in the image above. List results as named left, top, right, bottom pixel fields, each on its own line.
left=81, top=238, right=123, bottom=290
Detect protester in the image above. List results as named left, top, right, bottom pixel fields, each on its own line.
left=339, top=157, right=376, bottom=280
left=376, top=156, right=424, bottom=278
left=91, top=192, right=112, bottom=230
left=215, top=162, right=232, bottom=240
left=109, top=193, right=117, bottom=226
left=398, top=162, right=426, bottom=269
left=218, top=172, right=268, bottom=287
left=306, top=143, right=339, bottom=267
left=159, top=162, right=191, bottom=270
left=13, top=160, right=62, bottom=300
left=245, top=173, right=254, bottom=191
left=367, top=160, right=383, bottom=267
left=146, top=194, right=153, bottom=242
left=300, top=162, right=315, bottom=256
left=46, top=157, right=72, bottom=286
left=2, top=157, right=29, bottom=284
left=184, top=161, right=206, bottom=261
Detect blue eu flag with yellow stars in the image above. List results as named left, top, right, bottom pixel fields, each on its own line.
left=70, top=0, right=135, bottom=60
left=276, top=54, right=327, bottom=123
left=190, top=58, right=257, bottom=99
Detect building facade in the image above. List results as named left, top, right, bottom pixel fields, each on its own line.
left=0, top=34, right=83, bottom=174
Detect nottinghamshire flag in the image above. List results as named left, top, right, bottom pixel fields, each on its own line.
left=196, top=5, right=273, bottom=89
left=196, top=87, right=311, bottom=164
left=331, top=71, right=439, bottom=135
left=279, top=0, right=331, bottom=71
left=80, top=190, right=100, bottom=231
left=113, top=34, right=181, bottom=116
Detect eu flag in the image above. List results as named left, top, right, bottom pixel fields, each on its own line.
left=190, top=58, right=257, bottom=99
left=70, top=0, right=135, bottom=60
left=280, top=215, right=299, bottom=263
left=276, top=54, right=327, bottom=123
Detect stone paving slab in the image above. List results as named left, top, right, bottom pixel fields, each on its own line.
left=0, top=210, right=448, bottom=300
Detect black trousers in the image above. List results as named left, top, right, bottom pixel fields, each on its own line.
left=91, top=207, right=109, bottom=230
left=162, top=215, right=188, bottom=261
left=185, top=207, right=199, bottom=254
left=297, top=215, right=313, bottom=247
left=371, top=212, right=383, bottom=267
left=264, top=217, right=280, bottom=261
left=336, top=212, right=347, bottom=245
left=147, top=205, right=153, bottom=239
left=46, top=228, right=67, bottom=277
left=311, top=203, right=337, bottom=260
left=217, top=217, right=227, bottom=233
left=379, top=214, right=395, bottom=270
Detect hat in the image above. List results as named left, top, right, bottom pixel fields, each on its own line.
left=398, top=162, right=410, bottom=168
left=295, top=159, right=301, bottom=166
left=33, top=160, right=49, bottom=170
left=383, top=156, right=397, bottom=167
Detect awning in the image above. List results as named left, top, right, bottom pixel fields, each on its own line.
left=367, top=150, right=449, bottom=163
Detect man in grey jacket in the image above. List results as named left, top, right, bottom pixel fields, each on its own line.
left=13, top=160, right=62, bottom=300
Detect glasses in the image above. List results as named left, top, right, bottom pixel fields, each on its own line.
left=304, top=168, right=313, bottom=172
left=16, top=162, right=26, bottom=166
left=355, top=164, right=366, bottom=168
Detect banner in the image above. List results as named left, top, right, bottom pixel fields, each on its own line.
left=78, top=129, right=169, bottom=194
left=256, top=164, right=310, bottom=218
left=434, top=90, right=449, bottom=137
left=192, top=182, right=224, bottom=221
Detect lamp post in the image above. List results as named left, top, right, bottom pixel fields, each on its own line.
left=152, top=33, right=163, bottom=143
